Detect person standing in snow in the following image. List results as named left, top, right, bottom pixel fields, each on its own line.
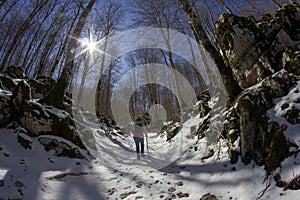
left=131, top=118, right=148, bottom=159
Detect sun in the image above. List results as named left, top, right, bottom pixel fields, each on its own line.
left=72, top=29, right=116, bottom=62
left=86, top=40, right=97, bottom=52
left=80, top=36, right=97, bottom=53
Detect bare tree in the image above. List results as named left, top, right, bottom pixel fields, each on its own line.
left=49, top=7, right=82, bottom=77
left=0, top=0, right=49, bottom=72
left=178, top=0, right=242, bottom=101
left=42, top=0, right=97, bottom=109
left=21, top=0, right=70, bottom=76
left=0, top=0, right=19, bottom=22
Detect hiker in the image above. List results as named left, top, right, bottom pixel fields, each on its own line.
left=131, top=118, right=148, bottom=159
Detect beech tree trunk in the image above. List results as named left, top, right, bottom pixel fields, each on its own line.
left=42, top=0, right=97, bottom=109
left=178, top=0, right=241, bottom=102
left=0, top=0, right=49, bottom=72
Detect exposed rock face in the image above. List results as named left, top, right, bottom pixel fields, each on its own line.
left=0, top=67, right=87, bottom=153
left=212, top=4, right=300, bottom=173
left=215, top=4, right=300, bottom=88
left=275, top=4, right=300, bottom=41
left=282, top=47, right=300, bottom=76
left=223, top=69, right=298, bottom=172
left=20, top=101, right=86, bottom=149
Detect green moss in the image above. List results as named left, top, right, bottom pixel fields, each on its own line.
left=275, top=4, right=300, bottom=40
left=284, top=48, right=300, bottom=75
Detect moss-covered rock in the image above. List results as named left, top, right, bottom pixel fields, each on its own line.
left=262, top=70, right=297, bottom=98
left=237, top=96, right=265, bottom=164
left=214, top=13, right=273, bottom=88
left=275, top=4, right=300, bottom=41
left=282, top=47, right=300, bottom=75
left=265, top=128, right=289, bottom=174
left=214, top=4, right=300, bottom=89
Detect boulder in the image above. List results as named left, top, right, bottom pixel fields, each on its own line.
left=20, top=100, right=86, bottom=149
left=237, top=93, right=269, bottom=165
left=27, top=76, right=56, bottom=99
left=0, top=75, right=16, bottom=91
left=265, top=124, right=289, bottom=174
left=38, top=137, right=84, bottom=159
left=161, top=121, right=182, bottom=141
left=5, top=65, right=26, bottom=79
left=11, top=80, right=32, bottom=114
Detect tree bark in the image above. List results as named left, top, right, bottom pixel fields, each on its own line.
left=49, top=8, right=81, bottom=77
left=178, top=0, right=241, bottom=102
left=42, top=0, right=96, bottom=109
left=0, top=0, right=49, bottom=72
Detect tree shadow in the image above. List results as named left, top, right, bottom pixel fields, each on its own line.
left=0, top=130, right=106, bottom=200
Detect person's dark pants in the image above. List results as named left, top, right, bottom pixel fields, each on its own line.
left=133, top=137, right=144, bottom=158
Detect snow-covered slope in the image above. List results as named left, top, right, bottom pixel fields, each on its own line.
left=0, top=99, right=300, bottom=199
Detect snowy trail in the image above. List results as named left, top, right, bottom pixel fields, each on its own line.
left=1, top=111, right=300, bottom=199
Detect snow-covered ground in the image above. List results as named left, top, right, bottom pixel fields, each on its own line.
left=1, top=95, right=300, bottom=199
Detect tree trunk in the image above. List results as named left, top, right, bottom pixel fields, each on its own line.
left=49, top=9, right=81, bottom=77
left=0, top=0, right=49, bottom=72
left=0, top=0, right=19, bottom=22
left=0, top=0, right=7, bottom=8
left=178, top=0, right=241, bottom=102
left=34, top=31, right=58, bottom=77
left=42, top=0, right=96, bottom=109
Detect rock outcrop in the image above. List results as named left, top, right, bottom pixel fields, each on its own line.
left=214, top=4, right=300, bottom=173
left=0, top=66, right=87, bottom=157
left=215, top=4, right=300, bottom=89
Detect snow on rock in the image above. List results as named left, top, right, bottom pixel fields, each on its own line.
left=275, top=81, right=300, bottom=124
left=1, top=105, right=300, bottom=200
